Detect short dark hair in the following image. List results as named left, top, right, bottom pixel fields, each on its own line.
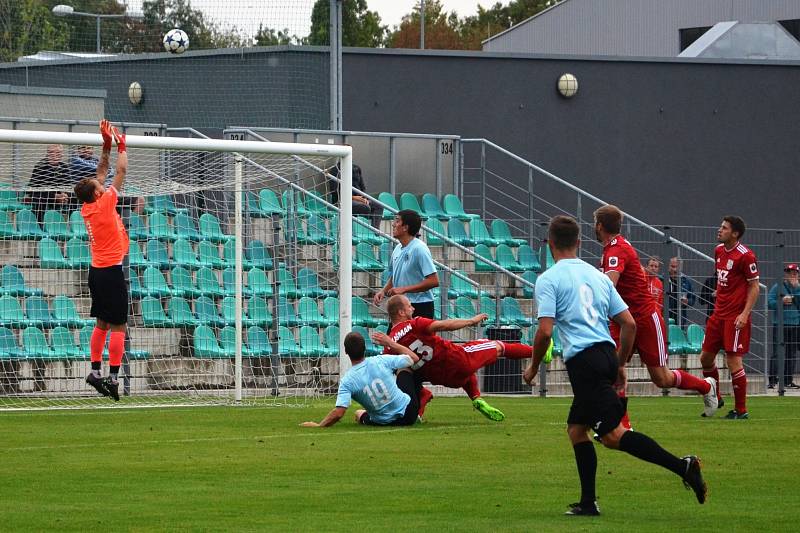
left=386, top=295, right=406, bottom=319
left=396, top=209, right=422, bottom=237
left=74, top=178, right=97, bottom=203
left=723, top=215, right=746, bottom=239
left=549, top=215, right=580, bottom=250
left=593, top=204, right=623, bottom=235
left=344, top=331, right=366, bottom=361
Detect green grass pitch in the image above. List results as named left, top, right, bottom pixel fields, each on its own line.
left=2, top=396, right=798, bottom=532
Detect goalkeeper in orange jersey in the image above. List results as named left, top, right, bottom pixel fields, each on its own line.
left=73, top=119, right=129, bottom=401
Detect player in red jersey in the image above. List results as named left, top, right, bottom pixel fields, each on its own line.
left=381, top=294, right=533, bottom=421
left=700, top=216, right=760, bottom=419
left=594, top=206, right=718, bottom=424
left=74, top=120, right=129, bottom=401
left=645, top=256, right=665, bottom=308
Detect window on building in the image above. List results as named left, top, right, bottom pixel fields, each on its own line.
left=779, top=19, right=800, bottom=42
left=679, top=26, right=712, bottom=51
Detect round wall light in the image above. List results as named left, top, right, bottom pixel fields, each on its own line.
left=128, top=81, right=143, bottom=105
left=557, top=73, right=578, bottom=98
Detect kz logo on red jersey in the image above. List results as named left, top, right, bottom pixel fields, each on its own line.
left=749, top=263, right=758, bottom=274
left=717, top=269, right=729, bottom=286
left=608, top=256, right=619, bottom=268
left=726, top=259, right=734, bottom=269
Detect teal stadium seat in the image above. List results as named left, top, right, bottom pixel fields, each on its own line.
left=281, top=190, right=311, bottom=218
left=223, top=240, right=253, bottom=269
left=68, top=210, right=89, bottom=239
left=521, top=271, right=538, bottom=299
left=377, top=192, right=400, bottom=220
left=422, top=218, right=445, bottom=246
left=421, top=193, right=450, bottom=221
left=447, top=220, right=477, bottom=247
left=193, top=325, right=226, bottom=359
left=0, top=188, right=25, bottom=211
left=145, top=239, right=171, bottom=269
left=246, top=326, right=272, bottom=356
left=50, top=326, right=83, bottom=359
left=39, top=238, right=70, bottom=269
left=196, top=267, right=225, bottom=298
left=127, top=212, right=148, bottom=240
left=353, top=325, right=382, bottom=356
left=490, top=219, right=526, bottom=247
left=52, top=295, right=93, bottom=327
left=143, top=267, right=172, bottom=297
left=297, top=296, right=328, bottom=327
left=173, top=212, right=202, bottom=242
left=43, top=210, right=71, bottom=240
left=246, top=297, right=274, bottom=327
left=451, top=296, right=476, bottom=319
left=167, top=297, right=199, bottom=327
left=148, top=212, right=177, bottom=241
left=686, top=324, right=704, bottom=353
left=15, top=209, right=46, bottom=239
left=474, top=244, right=495, bottom=272
left=141, top=297, right=170, bottom=327
left=276, top=297, right=299, bottom=327
left=447, top=269, right=480, bottom=299
left=297, top=267, right=335, bottom=298
left=0, top=211, right=17, bottom=239
left=276, top=268, right=299, bottom=299
left=278, top=325, right=300, bottom=357
left=199, top=213, right=231, bottom=243
left=502, top=297, right=533, bottom=327
left=518, top=244, right=541, bottom=272
left=299, top=214, right=334, bottom=245
left=246, top=240, right=273, bottom=270
left=128, top=241, right=148, bottom=269
left=479, top=295, right=500, bottom=325
left=170, top=266, right=201, bottom=298
left=24, top=296, right=54, bottom=328
left=399, top=193, right=427, bottom=219
left=0, top=326, right=23, bottom=359
left=129, top=272, right=146, bottom=299
left=258, top=189, right=285, bottom=217
left=298, top=325, right=327, bottom=357
left=195, top=296, right=225, bottom=328
left=305, top=191, right=334, bottom=218
left=322, top=325, right=341, bottom=357
left=668, top=325, right=690, bottom=355
left=496, top=244, right=525, bottom=272
left=172, top=239, right=201, bottom=270
left=22, top=326, right=56, bottom=360
left=1, top=265, right=43, bottom=296
left=353, top=243, right=384, bottom=272
left=198, top=241, right=225, bottom=269
left=65, top=238, right=91, bottom=269
left=145, top=195, right=186, bottom=216
left=442, top=194, right=479, bottom=221
left=246, top=267, right=274, bottom=298
left=352, top=296, right=380, bottom=328
left=469, top=219, right=501, bottom=247
left=322, top=296, right=339, bottom=326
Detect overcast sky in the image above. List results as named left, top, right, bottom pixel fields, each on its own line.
left=124, top=1, right=489, bottom=38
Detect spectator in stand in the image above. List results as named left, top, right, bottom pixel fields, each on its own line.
left=767, top=264, right=800, bottom=389
left=71, top=145, right=113, bottom=182
left=699, top=275, right=717, bottom=324
left=23, top=144, right=72, bottom=220
left=667, top=257, right=695, bottom=328
left=645, top=256, right=664, bottom=308
left=327, top=161, right=382, bottom=228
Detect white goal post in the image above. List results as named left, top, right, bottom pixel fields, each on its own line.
left=0, top=127, right=352, bottom=408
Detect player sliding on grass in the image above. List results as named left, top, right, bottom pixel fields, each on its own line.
left=383, top=294, right=534, bottom=422
left=74, top=119, right=128, bottom=401
left=300, top=331, right=421, bottom=428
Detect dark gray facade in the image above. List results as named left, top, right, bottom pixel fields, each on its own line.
left=343, top=50, right=800, bottom=229
left=0, top=47, right=798, bottom=230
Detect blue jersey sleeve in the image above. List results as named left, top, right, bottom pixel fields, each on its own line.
left=607, top=281, right=629, bottom=318
left=334, top=378, right=353, bottom=408
left=377, top=353, right=414, bottom=371
left=416, top=243, right=437, bottom=278
left=535, top=275, right=557, bottom=318
left=386, top=245, right=397, bottom=278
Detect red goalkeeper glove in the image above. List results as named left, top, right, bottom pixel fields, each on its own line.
left=100, top=119, right=112, bottom=152
left=111, top=126, right=126, bottom=153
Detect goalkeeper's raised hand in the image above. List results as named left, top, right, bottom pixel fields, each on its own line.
left=100, top=119, right=112, bottom=152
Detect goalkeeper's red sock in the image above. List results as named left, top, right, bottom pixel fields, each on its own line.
left=90, top=327, right=108, bottom=375
left=418, top=387, right=433, bottom=418
left=500, top=342, right=532, bottom=359
left=618, top=388, right=632, bottom=430
left=731, top=368, right=748, bottom=414
left=108, top=331, right=125, bottom=382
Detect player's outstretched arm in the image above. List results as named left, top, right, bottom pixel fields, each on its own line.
left=300, top=406, right=346, bottom=428
left=96, top=119, right=112, bottom=182
left=427, top=313, right=488, bottom=334
left=523, top=317, right=553, bottom=385
left=371, top=332, right=419, bottom=364
left=611, top=309, right=636, bottom=364
left=110, top=126, right=127, bottom=193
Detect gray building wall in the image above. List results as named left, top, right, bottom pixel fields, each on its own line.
left=0, top=85, right=104, bottom=121
left=483, top=0, right=800, bottom=57
left=0, top=47, right=329, bottom=132
left=342, top=50, right=800, bottom=231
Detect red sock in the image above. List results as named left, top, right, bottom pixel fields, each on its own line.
left=108, top=331, right=125, bottom=367
left=618, top=388, right=632, bottom=430
left=463, top=373, right=481, bottom=400
left=90, top=327, right=108, bottom=363
left=703, top=366, right=721, bottom=401
left=501, top=342, right=532, bottom=359
left=731, top=368, right=747, bottom=414
left=418, top=387, right=433, bottom=418
left=673, top=369, right=711, bottom=394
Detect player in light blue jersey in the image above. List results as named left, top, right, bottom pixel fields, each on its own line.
left=300, top=331, right=421, bottom=428
left=523, top=215, right=707, bottom=516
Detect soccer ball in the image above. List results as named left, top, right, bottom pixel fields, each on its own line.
left=163, top=29, right=189, bottom=54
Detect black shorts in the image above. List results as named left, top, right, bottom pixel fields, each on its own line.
left=88, top=265, right=129, bottom=325
left=360, top=370, right=420, bottom=427
left=565, top=342, right=624, bottom=437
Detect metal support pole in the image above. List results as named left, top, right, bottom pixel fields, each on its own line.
left=234, top=156, right=244, bottom=402
left=662, top=226, right=673, bottom=396
left=776, top=231, right=786, bottom=396
left=96, top=16, right=101, bottom=53
left=480, top=142, right=486, bottom=219
left=329, top=0, right=343, bottom=131
left=389, top=137, right=396, bottom=196
left=435, top=138, right=442, bottom=199
left=576, top=193, right=582, bottom=258
left=420, top=0, right=426, bottom=49
left=528, top=167, right=534, bottom=246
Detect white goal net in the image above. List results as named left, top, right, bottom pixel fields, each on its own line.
left=0, top=127, right=352, bottom=409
